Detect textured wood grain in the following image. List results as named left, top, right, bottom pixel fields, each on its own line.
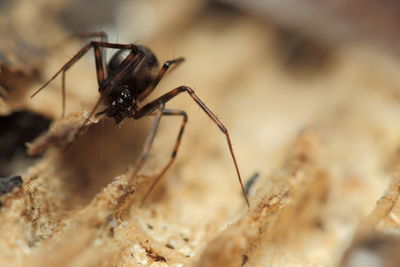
left=2, top=1, right=400, bottom=267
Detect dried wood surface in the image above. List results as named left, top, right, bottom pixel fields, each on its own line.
left=1, top=1, right=400, bottom=266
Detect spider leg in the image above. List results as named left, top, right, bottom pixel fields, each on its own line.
left=31, top=41, right=139, bottom=117
left=131, top=103, right=165, bottom=180
left=55, top=32, right=109, bottom=118
left=133, top=86, right=250, bottom=207
left=137, top=57, right=185, bottom=101
left=61, top=32, right=109, bottom=78
left=58, top=44, right=105, bottom=118
left=141, top=109, right=188, bottom=206
left=72, top=32, right=108, bottom=71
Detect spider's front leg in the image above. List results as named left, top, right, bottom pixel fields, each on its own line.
left=137, top=57, right=185, bottom=101
left=31, top=40, right=139, bottom=118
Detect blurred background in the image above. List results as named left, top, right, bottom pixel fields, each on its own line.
left=2, top=0, right=400, bottom=266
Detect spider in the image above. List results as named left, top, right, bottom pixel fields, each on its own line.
left=31, top=32, right=249, bottom=207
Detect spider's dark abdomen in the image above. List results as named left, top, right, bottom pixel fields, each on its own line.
left=107, top=45, right=159, bottom=98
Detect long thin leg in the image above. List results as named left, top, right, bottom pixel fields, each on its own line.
left=31, top=41, right=139, bottom=98
left=131, top=103, right=165, bottom=180
left=133, top=86, right=250, bottom=207
left=137, top=58, right=185, bottom=101
left=57, top=44, right=104, bottom=118
left=141, top=109, right=188, bottom=205
left=73, top=32, right=108, bottom=73
left=54, top=32, right=109, bottom=118
left=62, top=32, right=109, bottom=77
left=32, top=41, right=139, bottom=119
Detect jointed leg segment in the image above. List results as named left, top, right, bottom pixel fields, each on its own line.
left=134, top=86, right=250, bottom=207
left=138, top=57, right=185, bottom=101
left=140, top=109, right=188, bottom=205
left=31, top=39, right=140, bottom=117
left=131, top=103, right=165, bottom=180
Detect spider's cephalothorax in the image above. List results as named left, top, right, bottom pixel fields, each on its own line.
left=31, top=32, right=250, bottom=207
left=103, top=45, right=160, bottom=123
